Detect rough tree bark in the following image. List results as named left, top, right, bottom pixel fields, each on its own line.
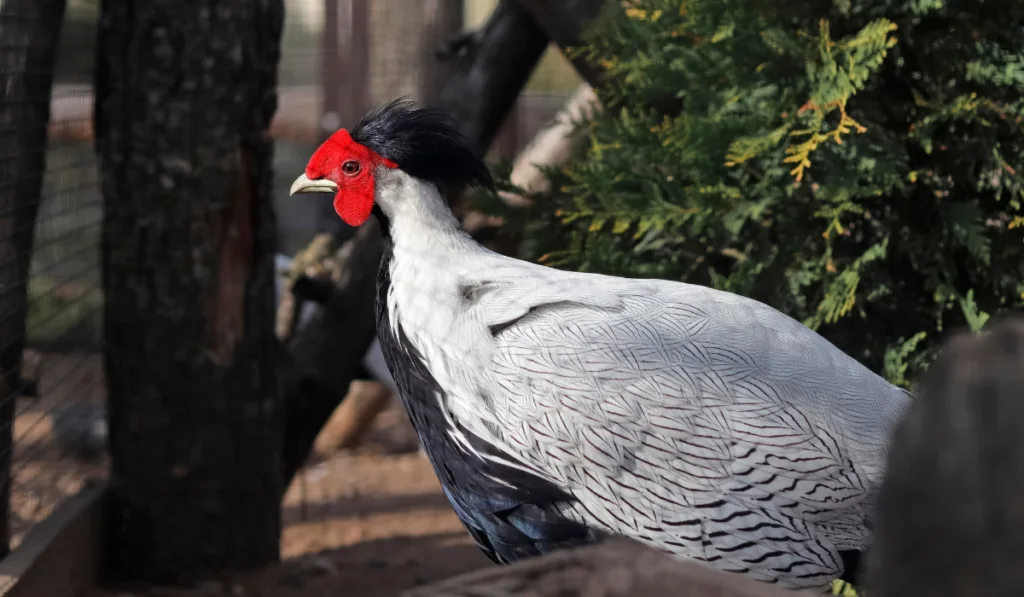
left=95, top=0, right=285, bottom=583
left=868, top=316, right=1024, bottom=597
left=405, top=538, right=810, bottom=597
left=0, top=0, right=69, bottom=558
left=279, top=0, right=550, bottom=485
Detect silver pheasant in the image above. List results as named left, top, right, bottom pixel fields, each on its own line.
left=289, top=99, right=911, bottom=591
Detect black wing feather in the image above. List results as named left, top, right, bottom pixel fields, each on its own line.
left=375, top=240, right=602, bottom=563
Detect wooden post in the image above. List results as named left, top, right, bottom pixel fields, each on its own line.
left=320, top=0, right=371, bottom=131
left=335, top=0, right=370, bottom=130
left=320, top=0, right=340, bottom=135
left=95, top=0, right=285, bottom=582
left=317, top=0, right=370, bottom=233
left=419, top=0, right=465, bottom=103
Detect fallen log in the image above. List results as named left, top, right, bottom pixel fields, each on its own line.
left=403, top=538, right=814, bottom=597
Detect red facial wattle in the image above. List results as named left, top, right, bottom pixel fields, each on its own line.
left=305, top=129, right=398, bottom=227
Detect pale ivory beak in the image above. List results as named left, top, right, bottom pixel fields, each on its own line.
left=289, top=173, right=338, bottom=196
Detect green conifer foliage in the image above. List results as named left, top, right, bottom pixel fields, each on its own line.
left=492, top=0, right=1024, bottom=386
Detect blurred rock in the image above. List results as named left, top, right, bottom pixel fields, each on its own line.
left=50, top=402, right=107, bottom=461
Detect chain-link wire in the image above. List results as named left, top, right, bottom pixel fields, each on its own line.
left=0, top=0, right=105, bottom=552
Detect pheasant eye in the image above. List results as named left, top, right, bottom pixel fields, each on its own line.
left=341, top=160, right=361, bottom=176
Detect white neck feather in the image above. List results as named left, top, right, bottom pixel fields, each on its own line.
left=374, top=168, right=490, bottom=339
left=372, top=170, right=543, bottom=469
left=374, top=168, right=480, bottom=256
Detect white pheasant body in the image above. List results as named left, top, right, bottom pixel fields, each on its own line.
left=375, top=171, right=908, bottom=590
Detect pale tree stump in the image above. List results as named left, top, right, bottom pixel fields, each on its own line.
left=403, top=538, right=816, bottom=597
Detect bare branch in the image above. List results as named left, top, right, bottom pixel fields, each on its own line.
left=500, top=83, right=600, bottom=206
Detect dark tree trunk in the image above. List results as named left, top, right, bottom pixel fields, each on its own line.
left=434, top=0, right=549, bottom=158
left=514, top=0, right=608, bottom=89
left=279, top=0, right=550, bottom=486
left=0, top=0, right=69, bottom=558
left=868, top=317, right=1024, bottom=597
left=95, top=0, right=284, bottom=584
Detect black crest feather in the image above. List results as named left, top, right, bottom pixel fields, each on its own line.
left=350, top=99, right=494, bottom=192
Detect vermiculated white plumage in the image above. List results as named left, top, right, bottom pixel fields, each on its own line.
left=373, top=170, right=908, bottom=590
left=292, top=101, right=911, bottom=591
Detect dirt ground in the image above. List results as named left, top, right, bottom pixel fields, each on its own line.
left=10, top=352, right=109, bottom=550
left=87, top=399, right=493, bottom=597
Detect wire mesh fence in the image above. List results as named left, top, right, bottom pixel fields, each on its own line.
left=0, top=0, right=105, bottom=552
left=0, top=0, right=580, bottom=559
